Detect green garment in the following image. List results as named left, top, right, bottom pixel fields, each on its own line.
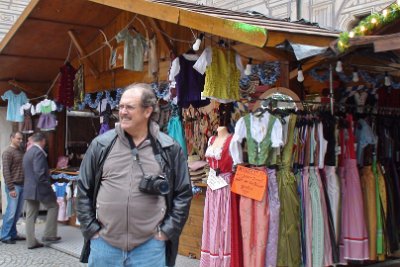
left=277, top=114, right=302, bottom=267
left=116, top=28, right=147, bottom=71
left=372, top=157, right=384, bottom=254
left=243, top=114, right=276, bottom=166
left=203, top=47, right=240, bottom=101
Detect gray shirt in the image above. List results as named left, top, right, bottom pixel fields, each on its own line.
left=96, top=123, right=166, bottom=251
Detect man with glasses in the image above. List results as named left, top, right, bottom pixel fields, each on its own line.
left=77, top=83, right=192, bottom=267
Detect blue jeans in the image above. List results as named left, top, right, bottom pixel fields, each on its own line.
left=89, top=236, right=166, bottom=267
left=1, top=185, right=24, bottom=241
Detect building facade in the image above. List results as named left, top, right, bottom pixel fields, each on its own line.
left=188, top=0, right=394, bottom=31
left=0, top=0, right=30, bottom=40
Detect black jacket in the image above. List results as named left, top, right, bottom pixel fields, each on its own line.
left=76, top=128, right=192, bottom=266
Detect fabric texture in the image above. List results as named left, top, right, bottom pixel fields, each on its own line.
left=116, top=28, right=147, bottom=71
left=1, top=90, right=27, bottom=122
left=0, top=185, right=24, bottom=241
left=193, top=46, right=241, bottom=102
left=277, top=114, right=301, bottom=267
left=2, top=146, right=24, bottom=191
left=200, top=135, right=233, bottom=267
left=89, top=237, right=165, bottom=267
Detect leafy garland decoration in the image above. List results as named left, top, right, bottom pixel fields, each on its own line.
left=337, top=2, right=400, bottom=52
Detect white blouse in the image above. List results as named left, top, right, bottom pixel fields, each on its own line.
left=229, top=113, right=283, bottom=165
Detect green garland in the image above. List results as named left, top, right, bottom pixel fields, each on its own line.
left=337, top=1, right=400, bottom=52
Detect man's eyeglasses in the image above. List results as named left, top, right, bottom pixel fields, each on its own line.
left=118, top=104, right=138, bottom=112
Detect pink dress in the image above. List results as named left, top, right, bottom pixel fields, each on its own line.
left=200, top=135, right=233, bottom=267
left=339, top=115, right=369, bottom=263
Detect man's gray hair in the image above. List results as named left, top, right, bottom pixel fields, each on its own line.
left=31, top=132, right=46, bottom=143
left=124, top=83, right=160, bottom=121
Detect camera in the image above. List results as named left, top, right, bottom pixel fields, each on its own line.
left=139, top=174, right=170, bottom=195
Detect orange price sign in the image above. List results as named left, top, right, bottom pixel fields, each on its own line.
left=231, top=165, right=268, bottom=201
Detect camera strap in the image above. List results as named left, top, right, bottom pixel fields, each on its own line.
left=125, top=131, right=160, bottom=177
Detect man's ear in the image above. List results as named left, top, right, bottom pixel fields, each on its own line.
left=145, top=106, right=153, bottom=119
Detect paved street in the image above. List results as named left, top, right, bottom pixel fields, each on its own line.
left=0, top=241, right=86, bottom=267
left=0, top=214, right=199, bottom=267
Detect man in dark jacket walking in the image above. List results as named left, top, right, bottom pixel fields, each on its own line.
left=23, top=132, right=61, bottom=249
left=76, top=83, right=192, bottom=267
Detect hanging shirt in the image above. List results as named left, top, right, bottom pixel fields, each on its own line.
left=229, top=112, right=283, bottom=165
left=193, top=46, right=244, bottom=103
left=116, top=28, right=147, bottom=71
left=1, top=90, right=28, bottom=122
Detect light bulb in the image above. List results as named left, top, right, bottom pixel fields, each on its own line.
left=192, top=33, right=204, bottom=51
left=349, top=31, right=355, bottom=38
left=244, top=64, right=252, bottom=76
left=383, top=9, right=388, bottom=17
left=397, top=0, right=400, bottom=5
left=352, top=71, right=359, bottom=82
left=244, top=58, right=253, bottom=76
left=385, top=73, right=391, bottom=86
left=297, top=69, right=304, bottom=82
left=371, top=18, right=377, bottom=24
left=360, top=25, right=366, bottom=32
left=335, top=61, right=343, bottom=72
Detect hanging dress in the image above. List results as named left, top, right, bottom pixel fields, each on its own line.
left=276, top=114, right=301, bottom=267
left=36, top=99, right=57, bottom=131
left=339, top=115, right=369, bottom=263
left=193, top=46, right=242, bottom=103
left=20, top=102, right=36, bottom=134
left=200, top=135, right=233, bottom=267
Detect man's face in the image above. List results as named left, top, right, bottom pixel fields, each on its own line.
left=118, top=90, right=152, bottom=132
left=11, top=133, right=23, bottom=148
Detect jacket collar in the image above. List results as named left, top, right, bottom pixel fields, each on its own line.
left=111, top=121, right=174, bottom=149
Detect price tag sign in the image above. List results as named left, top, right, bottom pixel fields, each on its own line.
left=207, top=169, right=228, bottom=191
left=231, top=165, right=267, bottom=201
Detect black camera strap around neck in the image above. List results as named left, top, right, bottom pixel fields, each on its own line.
left=125, top=131, right=160, bottom=176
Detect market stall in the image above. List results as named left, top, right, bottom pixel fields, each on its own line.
left=8, top=0, right=400, bottom=266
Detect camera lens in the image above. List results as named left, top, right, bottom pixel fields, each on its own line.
left=155, top=180, right=170, bottom=195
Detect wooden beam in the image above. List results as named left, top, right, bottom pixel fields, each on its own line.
left=0, top=0, right=40, bottom=53
left=232, top=43, right=292, bottom=62
left=89, top=0, right=179, bottom=24
left=89, top=0, right=267, bottom=48
left=85, top=60, right=170, bottom=93
left=266, top=31, right=335, bottom=47
left=68, top=30, right=100, bottom=79
left=8, top=80, right=35, bottom=93
left=146, top=18, right=175, bottom=54
left=28, top=17, right=100, bottom=29
left=178, top=9, right=267, bottom=48
left=0, top=54, right=65, bottom=61
left=374, top=37, right=400, bottom=53
left=289, top=55, right=327, bottom=80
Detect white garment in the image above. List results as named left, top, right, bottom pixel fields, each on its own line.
left=318, top=122, right=328, bottom=169
left=324, top=165, right=341, bottom=243
left=229, top=113, right=283, bottom=165
left=96, top=99, right=108, bottom=114
left=192, top=46, right=244, bottom=77
left=35, top=99, right=56, bottom=113
left=20, top=102, right=36, bottom=116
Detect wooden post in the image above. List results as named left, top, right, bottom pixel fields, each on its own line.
left=68, top=30, right=100, bottom=79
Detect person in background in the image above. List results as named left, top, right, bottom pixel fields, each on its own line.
left=23, top=132, right=61, bottom=249
left=76, top=83, right=192, bottom=267
left=1, top=131, right=26, bottom=244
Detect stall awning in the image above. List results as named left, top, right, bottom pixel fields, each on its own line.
left=0, top=0, right=339, bottom=98
left=89, top=0, right=339, bottom=48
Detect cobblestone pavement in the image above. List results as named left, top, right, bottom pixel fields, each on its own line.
left=0, top=241, right=86, bottom=267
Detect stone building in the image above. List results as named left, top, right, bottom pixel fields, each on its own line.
left=186, top=0, right=394, bottom=31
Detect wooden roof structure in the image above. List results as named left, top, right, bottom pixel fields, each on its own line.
left=0, top=0, right=339, bottom=99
